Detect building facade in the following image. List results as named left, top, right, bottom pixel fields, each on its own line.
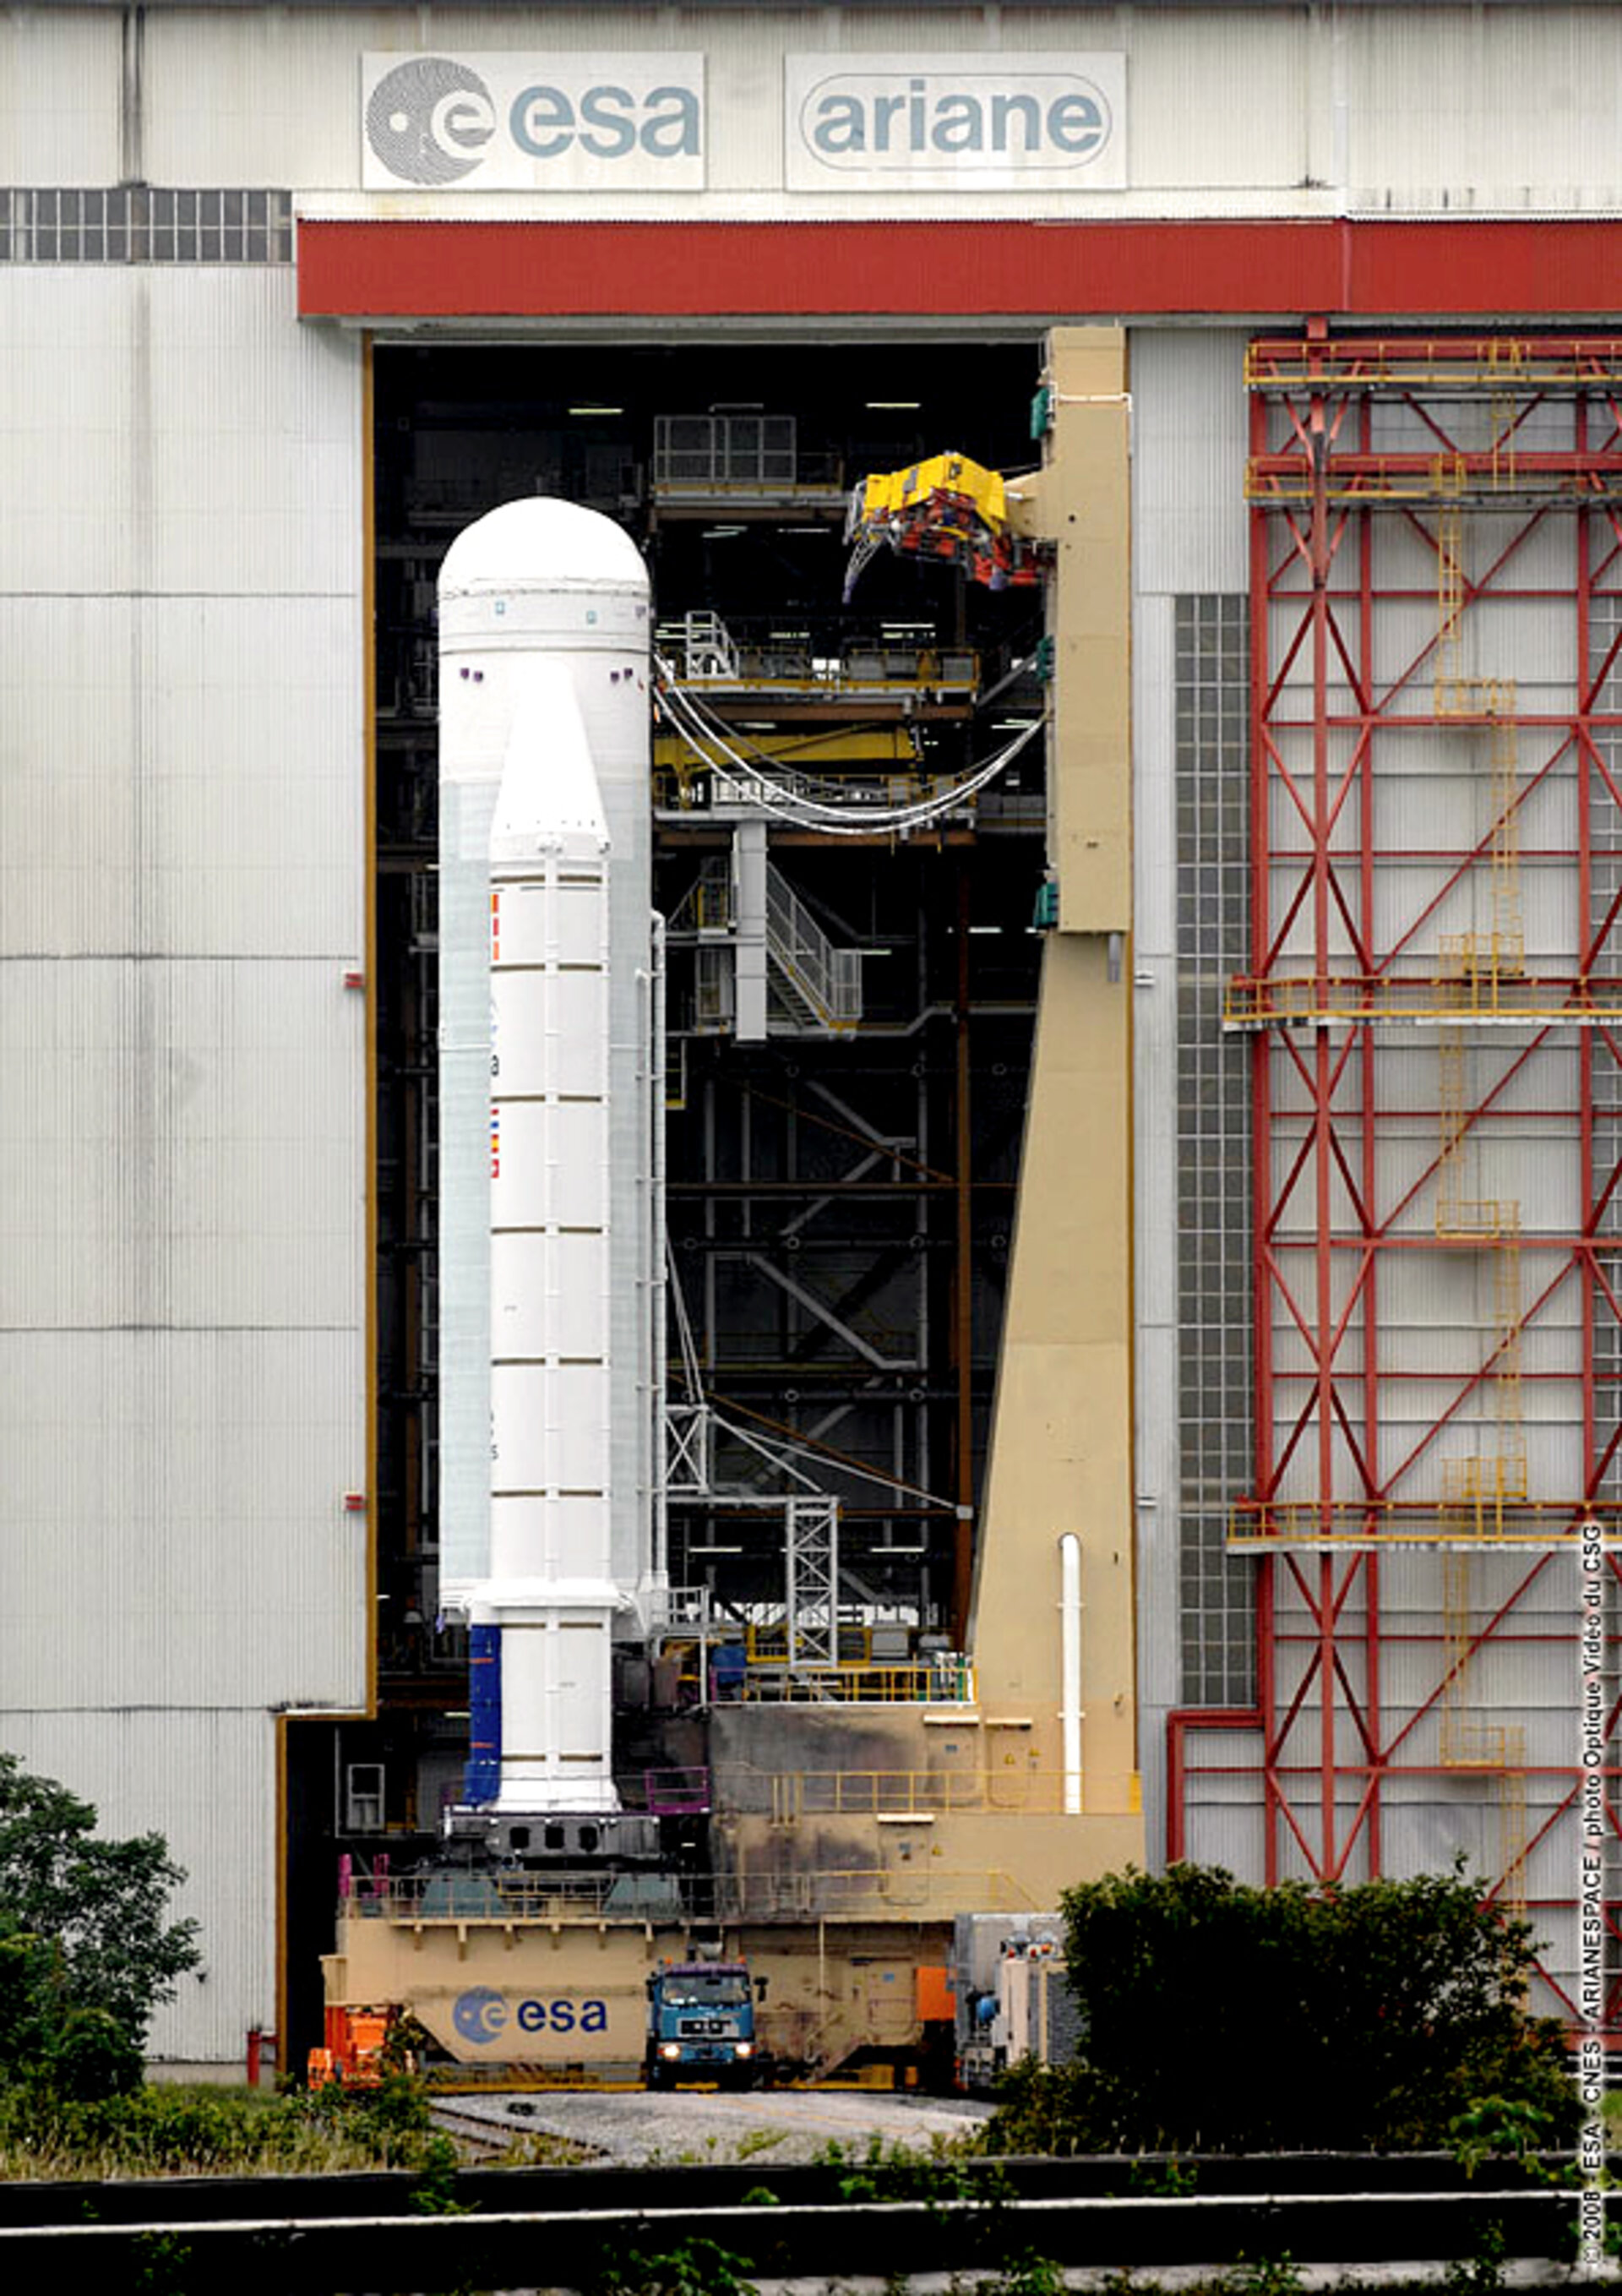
left=2, top=0, right=1618, bottom=2068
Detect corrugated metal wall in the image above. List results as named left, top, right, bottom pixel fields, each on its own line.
left=99, top=3, right=1622, bottom=219
left=0, top=9, right=120, bottom=181
left=0, top=265, right=365, bottom=2064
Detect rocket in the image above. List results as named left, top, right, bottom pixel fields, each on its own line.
left=437, top=499, right=659, bottom=1816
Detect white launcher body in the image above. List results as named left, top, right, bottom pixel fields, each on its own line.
left=438, top=499, right=659, bottom=1815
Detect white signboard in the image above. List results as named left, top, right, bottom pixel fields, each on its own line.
left=362, top=54, right=705, bottom=191
left=786, top=53, right=1125, bottom=193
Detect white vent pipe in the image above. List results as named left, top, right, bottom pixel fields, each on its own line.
left=1059, top=1532, right=1083, bottom=1816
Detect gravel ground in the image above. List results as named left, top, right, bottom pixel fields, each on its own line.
left=438, top=2085, right=991, bottom=2165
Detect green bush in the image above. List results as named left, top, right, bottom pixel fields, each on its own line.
left=0, top=2072, right=450, bottom=2180
left=0, top=1753, right=199, bottom=2054
left=593, top=2234, right=758, bottom=2296
left=983, top=1860, right=1578, bottom=2156
left=49, top=2008, right=144, bottom=2102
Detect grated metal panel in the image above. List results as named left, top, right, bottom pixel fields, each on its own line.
left=1174, top=593, right=1255, bottom=1706
left=0, top=188, right=292, bottom=264
left=1135, top=592, right=1182, bottom=1846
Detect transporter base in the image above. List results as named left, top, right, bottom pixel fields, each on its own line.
left=324, top=1903, right=954, bottom=2087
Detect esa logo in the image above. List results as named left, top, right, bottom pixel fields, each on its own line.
left=452, top=1986, right=610, bottom=2044
left=365, top=56, right=702, bottom=187
left=367, top=57, right=494, bottom=185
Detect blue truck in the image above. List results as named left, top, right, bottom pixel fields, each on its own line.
left=645, top=1957, right=765, bottom=2089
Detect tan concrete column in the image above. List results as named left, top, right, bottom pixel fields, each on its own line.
left=966, top=329, right=1141, bottom=1891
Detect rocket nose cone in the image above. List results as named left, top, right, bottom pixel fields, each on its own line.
left=490, top=660, right=609, bottom=855
left=440, top=498, right=648, bottom=599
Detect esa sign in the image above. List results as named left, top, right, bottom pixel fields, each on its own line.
left=451, top=1986, right=612, bottom=2045
left=362, top=54, right=705, bottom=190
left=785, top=54, right=1124, bottom=192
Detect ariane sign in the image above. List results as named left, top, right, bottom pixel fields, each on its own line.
left=786, top=55, right=1125, bottom=191
left=362, top=54, right=705, bottom=191
left=360, top=52, right=1125, bottom=195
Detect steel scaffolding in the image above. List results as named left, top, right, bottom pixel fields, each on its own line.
left=1174, top=332, right=1622, bottom=2035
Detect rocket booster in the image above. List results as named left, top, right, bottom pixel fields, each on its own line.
left=438, top=499, right=656, bottom=1814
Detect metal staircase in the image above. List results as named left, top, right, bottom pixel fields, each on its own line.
left=668, top=854, right=862, bottom=1036
left=765, top=866, right=861, bottom=1033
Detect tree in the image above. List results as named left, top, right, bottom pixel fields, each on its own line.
left=0, top=1752, right=201, bottom=2073
left=986, top=1860, right=1578, bottom=2155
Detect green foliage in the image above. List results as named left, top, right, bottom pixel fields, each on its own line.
left=976, top=2254, right=1068, bottom=2296
left=984, top=1860, right=1577, bottom=2156
left=1127, top=2157, right=1199, bottom=2198
left=592, top=2234, right=758, bottom=2296
left=409, top=2126, right=473, bottom=2214
left=412, top=2121, right=475, bottom=2213
left=128, top=2229, right=196, bottom=2296
left=982, top=2055, right=1096, bottom=2157
left=808, top=2133, right=1021, bottom=2278
left=335, top=2068, right=432, bottom=2148
left=0, top=1931, right=69, bottom=2075
left=1217, top=2258, right=1303, bottom=2296
left=0, top=2070, right=454, bottom=2179
left=1449, top=2092, right=1564, bottom=2179
left=731, top=2125, right=785, bottom=2161
left=48, top=2006, right=144, bottom=2101
left=378, top=2010, right=430, bottom=2075
left=811, top=2131, right=1010, bottom=2206
left=0, top=1933, right=144, bottom=2102
left=0, top=1751, right=200, bottom=2073
left=1443, top=2217, right=1508, bottom=2296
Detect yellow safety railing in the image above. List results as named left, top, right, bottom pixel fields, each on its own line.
left=740, top=1663, right=961, bottom=1705
left=1223, top=970, right=1622, bottom=1027
left=721, top=1866, right=1043, bottom=1918
left=1438, top=1549, right=1531, bottom=1913
left=1244, top=461, right=1612, bottom=505
left=767, top=1770, right=1074, bottom=1824
left=352, top=1864, right=1041, bottom=1925
left=1245, top=339, right=1622, bottom=391
left=1229, top=1497, right=1619, bottom=1547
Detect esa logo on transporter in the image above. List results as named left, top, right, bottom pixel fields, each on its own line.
left=362, top=55, right=705, bottom=190
left=452, top=1987, right=611, bottom=2045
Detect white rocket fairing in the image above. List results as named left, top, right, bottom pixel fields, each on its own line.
left=438, top=499, right=658, bottom=1814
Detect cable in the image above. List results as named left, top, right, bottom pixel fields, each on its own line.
left=655, top=658, right=1045, bottom=837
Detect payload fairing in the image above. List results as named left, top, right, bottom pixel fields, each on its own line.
left=438, top=499, right=661, bottom=1818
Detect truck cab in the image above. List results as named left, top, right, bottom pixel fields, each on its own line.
left=645, top=1958, right=765, bottom=2089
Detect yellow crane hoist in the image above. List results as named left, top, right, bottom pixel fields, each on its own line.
left=842, top=450, right=1048, bottom=599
